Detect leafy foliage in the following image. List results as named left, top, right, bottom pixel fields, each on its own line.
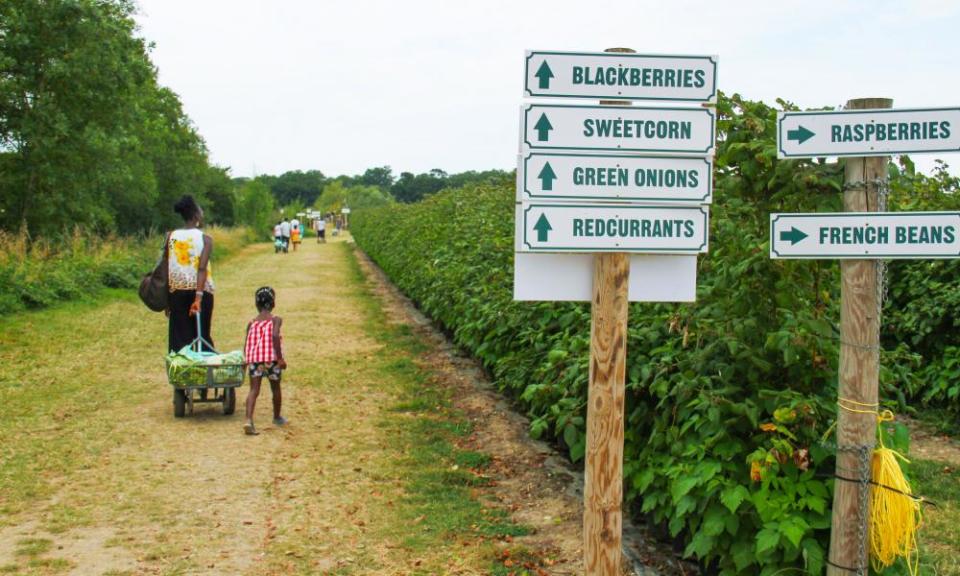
left=353, top=93, right=958, bottom=573
left=234, top=180, right=276, bottom=238
left=316, top=180, right=393, bottom=214
left=0, top=225, right=255, bottom=314
left=0, top=0, right=230, bottom=235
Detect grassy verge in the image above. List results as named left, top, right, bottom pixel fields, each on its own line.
left=0, top=225, right=257, bottom=315
left=911, top=458, right=960, bottom=575
left=346, top=245, right=529, bottom=572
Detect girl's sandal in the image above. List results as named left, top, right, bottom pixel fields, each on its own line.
left=244, top=422, right=259, bottom=436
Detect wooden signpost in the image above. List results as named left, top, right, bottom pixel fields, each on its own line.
left=831, top=97, right=891, bottom=576
left=774, top=97, right=892, bottom=575
left=585, top=53, right=632, bottom=574
left=774, top=97, right=960, bottom=574
left=516, top=47, right=715, bottom=575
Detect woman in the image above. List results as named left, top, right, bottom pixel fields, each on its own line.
left=167, top=195, right=215, bottom=353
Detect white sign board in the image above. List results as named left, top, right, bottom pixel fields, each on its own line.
left=514, top=253, right=697, bottom=302
left=516, top=203, right=709, bottom=254
left=770, top=212, right=960, bottom=259
left=341, top=208, right=351, bottom=214
left=521, top=104, right=715, bottom=156
left=523, top=50, right=718, bottom=103
left=777, top=107, right=960, bottom=158
left=518, top=152, right=711, bottom=204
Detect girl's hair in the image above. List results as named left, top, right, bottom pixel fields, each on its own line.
left=255, top=286, right=276, bottom=311
left=173, top=195, right=201, bottom=221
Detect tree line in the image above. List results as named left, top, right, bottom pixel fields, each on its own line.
left=0, top=0, right=237, bottom=236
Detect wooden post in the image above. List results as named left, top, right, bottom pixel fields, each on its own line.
left=827, top=97, right=892, bottom=575
left=583, top=47, right=632, bottom=576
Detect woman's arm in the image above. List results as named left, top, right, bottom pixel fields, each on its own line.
left=190, top=235, right=214, bottom=316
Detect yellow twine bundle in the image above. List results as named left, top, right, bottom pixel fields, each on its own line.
left=835, top=400, right=923, bottom=575
left=869, top=445, right=921, bottom=575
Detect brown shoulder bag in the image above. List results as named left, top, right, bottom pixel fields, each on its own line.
left=138, top=232, right=171, bottom=312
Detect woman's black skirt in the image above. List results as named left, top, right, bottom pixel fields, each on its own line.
left=168, top=290, right=215, bottom=352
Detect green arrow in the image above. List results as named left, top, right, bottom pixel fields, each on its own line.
left=535, top=61, right=554, bottom=89
left=787, top=125, right=815, bottom=144
left=533, top=213, right=552, bottom=242
left=537, top=162, right=557, bottom=191
left=779, top=226, right=808, bottom=245
left=534, top=113, right=553, bottom=142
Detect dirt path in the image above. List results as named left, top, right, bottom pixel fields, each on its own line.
left=2, top=236, right=661, bottom=576
left=901, top=416, right=960, bottom=467
left=0, top=236, right=398, bottom=575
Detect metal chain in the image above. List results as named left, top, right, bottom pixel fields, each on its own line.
left=876, top=178, right=890, bottom=323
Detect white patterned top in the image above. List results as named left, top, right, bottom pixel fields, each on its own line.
left=167, top=228, right=214, bottom=293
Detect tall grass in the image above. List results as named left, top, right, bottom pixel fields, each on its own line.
left=0, top=225, right=257, bottom=314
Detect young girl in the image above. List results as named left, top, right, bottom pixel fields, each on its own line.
left=242, top=287, right=288, bottom=435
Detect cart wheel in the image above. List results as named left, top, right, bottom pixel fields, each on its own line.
left=223, top=388, right=236, bottom=415
left=173, top=388, right=186, bottom=418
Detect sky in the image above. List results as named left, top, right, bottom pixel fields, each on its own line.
left=133, top=0, right=960, bottom=179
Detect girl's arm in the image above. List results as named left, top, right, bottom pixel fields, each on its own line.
left=190, top=235, right=214, bottom=316
left=243, top=321, right=252, bottom=363
left=273, top=316, right=286, bottom=369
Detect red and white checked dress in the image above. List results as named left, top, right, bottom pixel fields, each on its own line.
left=245, top=319, right=280, bottom=364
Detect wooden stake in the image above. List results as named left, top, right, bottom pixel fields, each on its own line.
left=583, top=47, right=633, bottom=576
left=585, top=251, right=629, bottom=575
left=827, top=97, right=892, bottom=576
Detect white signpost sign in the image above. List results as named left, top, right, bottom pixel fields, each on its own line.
left=523, top=50, right=718, bottom=103
left=521, top=104, right=715, bottom=156
left=514, top=253, right=697, bottom=302
left=518, top=152, right=711, bottom=204
left=516, top=203, right=708, bottom=253
left=770, top=211, right=960, bottom=259
left=777, top=107, right=960, bottom=159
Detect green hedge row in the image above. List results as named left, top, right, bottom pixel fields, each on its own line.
left=0, top=226, right=257, bottom=314
left=352, top=93, right=957, bottom=574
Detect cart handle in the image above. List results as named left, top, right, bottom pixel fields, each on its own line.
left=192, top=306, right=217, bottom=354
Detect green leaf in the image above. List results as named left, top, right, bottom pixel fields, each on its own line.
left=755, top=527, right=780, bottom=555
left=632, top=468, right=655, bottom=493
left=562, top=423, right=578, bottom=448
left=804, top=494, right=826, bottom=514
left=569, top=437, right=585, bottom=462
left=702, top=504, right=727, bottom=537
left=720, top=485, right=750, bottom=514
left=779, top=520, right=806, bottom=548
left=671, top=476, right=700, bottom=504
left=683, top=529, right=715, bottom=559
left=802, top=538, right=825, bottom=575
left=731, top=539, right=755, bottom=572
left=675, top=494, right=697, bottom=518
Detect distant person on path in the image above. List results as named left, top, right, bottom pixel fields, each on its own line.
left=280, top=218, right=291, bottom=253
left=314, top=216, right=326, bottom=243
left=290, top=220, right=301, bottom=252
left=273, top=221, right=283, bottom=253
left=243, top=286, right=287, bottom=435
left=167, top=195, right=215, bottom=353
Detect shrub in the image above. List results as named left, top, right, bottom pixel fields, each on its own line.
left=0, top=225, right=256, bottom=314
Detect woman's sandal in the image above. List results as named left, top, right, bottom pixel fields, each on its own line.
left=244, top=421, right=259, bottom=436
